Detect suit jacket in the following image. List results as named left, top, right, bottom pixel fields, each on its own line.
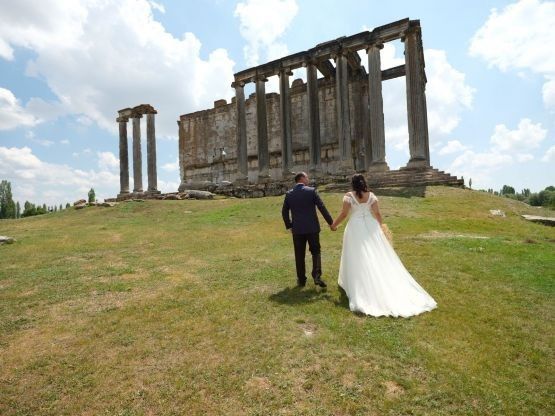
left=282, top=184, right=333, bottom=235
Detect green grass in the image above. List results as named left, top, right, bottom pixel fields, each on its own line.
left=0, top=186, right=553, bottom=415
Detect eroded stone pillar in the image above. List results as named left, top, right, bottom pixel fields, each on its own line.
left=306, top=62, right=321, bottom=174
left=255, top=75, right=270, bottom=180
left=335, top=52, right=352, bottom=172
left=117, top=117, right=130, bottom=196
left=367, top=42, right=389, bottom=171
left=403, top=26, right=430, bottom=168
left=146, top=112, right=159, bottom=193
left=279, top=69, right=293, bottom=177
left=132, top=115, right=143, bottom=193
left=233, top=81, right=248, bottom=183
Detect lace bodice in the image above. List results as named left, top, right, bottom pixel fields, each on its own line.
left=343, top=192, right=378, bottom=219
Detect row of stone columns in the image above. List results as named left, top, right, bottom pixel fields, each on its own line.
left=117, top=106, right=159, bottom=197
left=231, top=26, right=430, bottom=182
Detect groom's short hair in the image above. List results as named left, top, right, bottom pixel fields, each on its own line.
left=295, top=172, right=307, bottom=183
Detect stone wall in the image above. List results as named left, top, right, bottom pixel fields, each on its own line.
left=178, top=74, right=370, bottom=185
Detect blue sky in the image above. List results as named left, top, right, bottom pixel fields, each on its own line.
left=0, top=0, right=553, bottom=205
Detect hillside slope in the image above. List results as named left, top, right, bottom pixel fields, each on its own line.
left=0, top=187, right=553, bottom=415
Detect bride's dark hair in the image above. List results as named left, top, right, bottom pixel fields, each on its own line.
left=351, top=174, right=369, bottom=199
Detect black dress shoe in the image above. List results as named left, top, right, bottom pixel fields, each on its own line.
left=297, top=279, right=306, bottom=287
left=314, top=278, right=327, bottom=288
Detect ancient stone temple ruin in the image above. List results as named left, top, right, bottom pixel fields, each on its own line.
left=113, top=19, right=462, bottom=201
left=176, top=18, right=462, bottom=196
left=116, top=104, right=160, bottom=198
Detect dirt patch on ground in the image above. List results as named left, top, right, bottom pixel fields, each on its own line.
left=416, top=231, right=489, bottom=240
left=383, top=380, right=404, bottom=398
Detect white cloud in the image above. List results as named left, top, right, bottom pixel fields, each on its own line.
left=0, top=87, right=36, bottom=130
left=439, top=140, right=468, bottom=155
left=0, top=0, right=236, bottom=137
left=0, top=146, right=119, bottom=205
left=60, top=139, right=70, bottom=145
left=97, top=151, right=119, bottom=172
left=148, top=1, right=165, bottom=14
left=234, top=0, right=298, bottom=67
left=448, top=117, right=550, bottom=185
left=162, top=158, right=179, bottom=172
left=490, top=118, right=547, bottom=152
left=469, top=0, right=555, bottom=111
left=381, top=45, right=475, bottom=153
left=542, top=145, right=555, bottom=162
left=517, top=153, right=534, bottom=162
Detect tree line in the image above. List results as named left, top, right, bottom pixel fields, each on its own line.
left=478, top=184, right=555, bottom=209
left=0, top=180, right=94, bottom=219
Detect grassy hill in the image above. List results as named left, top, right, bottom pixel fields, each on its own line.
left=0, top=187, right=553, bottom=415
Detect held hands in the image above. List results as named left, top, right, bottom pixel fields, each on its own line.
left=329, top=223, right=338, bottom=231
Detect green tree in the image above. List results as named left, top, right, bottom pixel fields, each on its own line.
left=65, top=202, right=71, bottom=209
left=0, top=180, right=16, bottom=219
left=59, top=204, right=63, bottom=211
left=88, top=188, right=96, bottom=203
left=16, top=201, right=21, bottom=218
left=501, top=185, right=515, bottom=195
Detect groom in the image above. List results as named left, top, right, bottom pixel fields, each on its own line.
left=282, top=172, right=334, bottom=288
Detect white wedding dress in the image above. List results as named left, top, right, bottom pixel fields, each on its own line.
left=338, top=192, right=437, bottom=317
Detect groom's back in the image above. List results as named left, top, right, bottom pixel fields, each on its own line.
left=285, top=185, right=319, bottom=234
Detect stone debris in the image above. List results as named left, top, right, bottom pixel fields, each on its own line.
left=100, top=202, right=117, bottom=207
left=489, top=209, right=506, bottom=217
left=74, top=202, right=87, bottom=209
left=522, top=215, right=555, bottom=226
left=182, top=190, right=215, bottom=200
left=73, top=199, right=86, bottom=206
left=0, top=236, right=15, bottom=245
left=162, top=194, right=182, bottom=200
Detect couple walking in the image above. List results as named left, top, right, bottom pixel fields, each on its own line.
left=281, top=172, right=437, bottom=318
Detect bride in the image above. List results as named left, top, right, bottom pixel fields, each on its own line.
left=330, top=174, right=437, bottom=317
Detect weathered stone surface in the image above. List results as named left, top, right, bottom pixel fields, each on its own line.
left=183, top=190, right=215, bottom=200
left=75, top=203, right=87, bottom=209
left=100, top=202, right=117, bottom=207
left=0, top=236, right=15, bottom=245
left=521, top=215, right=555, bottom=226
left=163, top=194, right=182, bottom=200
left=73, top=199, right=86, bottom=206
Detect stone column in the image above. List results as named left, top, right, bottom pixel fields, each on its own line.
left=132, top=115, right=143, bottom=193
left=306, top=62, right=321, bottom=174
left=233, top=81, right=248, bottom=183
left=177, top=119, right=186, bottom=191
left=335, top=52, right=352, bottom=172
left=403, top=26, right=430, bottom=169
left=146, top=112, right=159, bottom=193
left=351, top=73, right=365, bottom=171
left=117, top=116, right=130, bottom=196
left=255, top=75, right=270, bottom=180
left=366, top=42, right=389, bottom=171
left=279, top=69, right=293, bottom=178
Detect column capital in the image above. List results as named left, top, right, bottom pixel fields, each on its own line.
left=255, top=74, right=268, bottom=82
left=278, top=68, right=293, bottom=76
left=130, top=112, right=143, bottom=119
left=116, top=116, right=129, bottom=123
left=231, top=80, right=246, bottom=88
left=366, top=41, right=384, bottom=52
left=401, top=25, right=420, bottom=42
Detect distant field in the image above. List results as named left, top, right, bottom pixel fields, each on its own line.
left=0, top=187, right=553, bottom=415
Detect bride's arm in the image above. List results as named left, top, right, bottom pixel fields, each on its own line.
left=370, top=201, right=383, bottom=226
left=331, top=197, right=351, bottom=230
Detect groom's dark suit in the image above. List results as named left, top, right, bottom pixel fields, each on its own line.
left=282, top=183, right=333, bottom=285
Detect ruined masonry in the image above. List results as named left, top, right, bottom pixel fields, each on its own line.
left=115, top=18, right=462, bottom=200
left=116, top=104, right=160, bottom=199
